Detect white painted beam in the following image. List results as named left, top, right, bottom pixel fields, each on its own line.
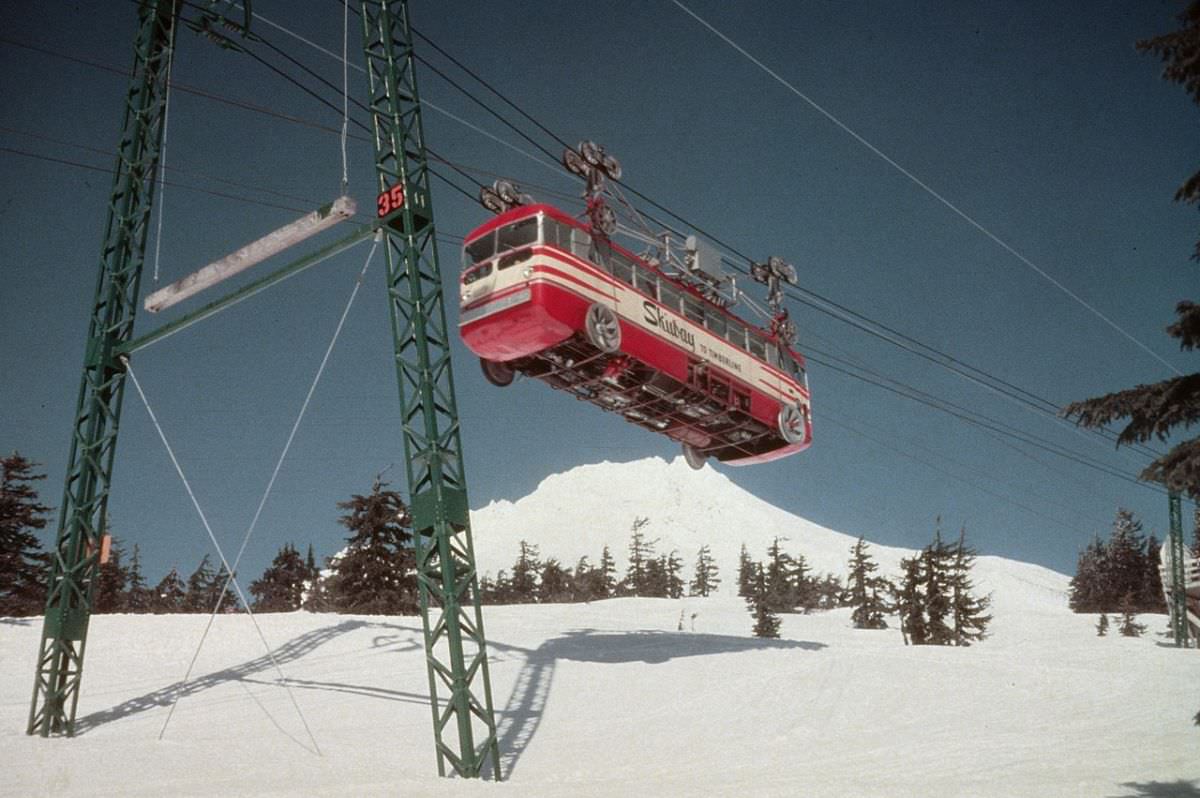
left=144, top=195, right=357, bottom=313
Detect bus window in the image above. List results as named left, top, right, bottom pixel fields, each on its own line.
left=612, top=254, right=634, bottom=285
left=765, top=342, right=779, bottom=368
left=683, top=297, right=704, bottom=324
left=570, top=227, right=592, bottom=260
left=748, top=333, right=766, bottom=360
left=659, top=282, right=681, bottom=314
left=497, top=217, right=538, bottom=253
left=705, top=311, right=726, bottom=338
left=544, top=218, right=569, bottom=250
left=725, top=322, right=746, bottom=349
left=464, top=233, right=495, bottom=267
left=463, top=262, right=492, bottom=284
left=635, top=266, right=658, bottom=299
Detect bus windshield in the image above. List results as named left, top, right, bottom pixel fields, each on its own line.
left=463, top=216, right=539, bottom=269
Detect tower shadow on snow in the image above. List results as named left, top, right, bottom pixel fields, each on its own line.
left=73, top=619, right=394, bottom=735
left=1109, top=781, right=1200, bottom=798
left=487, top=629, right=825, bottom=780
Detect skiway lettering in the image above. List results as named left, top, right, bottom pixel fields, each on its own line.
left=642, top=301, right=695, bottom=351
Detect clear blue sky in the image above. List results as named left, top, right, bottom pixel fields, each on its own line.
left=1, top=1, right=1196, bottom=588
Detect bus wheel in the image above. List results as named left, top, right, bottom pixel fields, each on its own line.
left=682, top=443, right=707, bottom=470
left=778, top=403, right=808, bottom=444
left=480, top=357, right=515, bottom=387
left=585, top=304, right=621, bottom=353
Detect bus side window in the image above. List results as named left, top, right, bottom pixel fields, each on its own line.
left=726, top=322, right=746, bottom=349
left=705, top=310, right=726, bottom=338
left=635, top=265, right=658, bottom=300
left=612, top=254, right=634, bottom=285
left=765, top=342, right=779, bottom=368
left=748, top=333, right=766, bottom=360
left=570, top=227, right=592, bottom=260
left=544, top=218, right=566, bottom=250
left=683, top=297, right=704, bottom=324
left=659, top=282, right=681, bottom=314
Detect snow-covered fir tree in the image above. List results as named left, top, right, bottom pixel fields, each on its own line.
left=1118, top=591, right=1147, bottom=637
left=948, top=528, right=991, bottom=646
left=689, top=544, right=721, bottom=597
left=737, top=543, right=754, bottom=598
left=93, top=535, right=128, bottom=613
left=509, top=540, right=541, bottom=602
left=623, top=516, right=658, bottom=596
left=748, top=564, right=781, bottom=639
left=0, top=452, right=50, bottom=616
left=250, top=543, right=310, bottom=612
left=326, top=478, right=417, bottom=614
left=152, top=567, right=186, bottom=613
left=184, top=554, right=216, bottom=613
left=847, top=537, right=888, bottom=630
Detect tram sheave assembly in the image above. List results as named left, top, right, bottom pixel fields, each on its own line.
left=457, top=145, right=812, bottom=469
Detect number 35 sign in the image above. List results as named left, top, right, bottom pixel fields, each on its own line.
left=376, top=184, right=405, bottom=217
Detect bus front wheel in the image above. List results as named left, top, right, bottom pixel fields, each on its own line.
left=480, top=358, right=515, bottom=387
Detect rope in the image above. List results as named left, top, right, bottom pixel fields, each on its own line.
left=122, top=359, right=322, bottom=756
left=149, top=234, right=377, bottom=748
left=340, top=0, right=349, bottom=192
left=671, top=0, right=1182, bottom=377
left=151, top=39, right=176, bottom=283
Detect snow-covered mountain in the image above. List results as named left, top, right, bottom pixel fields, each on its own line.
left=470, top=455, right=1070, bottom=613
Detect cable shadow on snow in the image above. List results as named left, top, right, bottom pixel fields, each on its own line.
left=73, top=619, right=377, bottom=735
left=488, top=629, right=824, bottom=779
left=1109, top=781, right=1200, bottom=798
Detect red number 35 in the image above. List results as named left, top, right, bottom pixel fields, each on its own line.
left=376, top=184, right=405, bottom=217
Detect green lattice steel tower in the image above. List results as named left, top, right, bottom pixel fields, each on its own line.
left=27, top=0, right=179, bottom=736
left=360, top=0, right=501, bottom=779
left=1166, top=493, right=1191, bottom=648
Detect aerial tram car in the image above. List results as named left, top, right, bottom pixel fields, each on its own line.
left=457, top=142, right=812, bottom=469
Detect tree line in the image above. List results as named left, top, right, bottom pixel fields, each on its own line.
left=742, top=525, right=992, bottom=646
left=1068, top=507, right=1176, bottom=617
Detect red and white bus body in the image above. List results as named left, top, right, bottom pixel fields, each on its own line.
left=458, top=204, right=812, bottom=465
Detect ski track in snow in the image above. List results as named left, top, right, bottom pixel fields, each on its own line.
left=3, top=457, right=1197, bottom=796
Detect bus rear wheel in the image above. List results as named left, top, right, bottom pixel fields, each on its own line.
left=778, top=403, right=808, bottom=444
left=585, top=304, right=621, bottom=353
left=480, top=357, right=515, bottom=387
left=682, top=443, right=707, bottom=470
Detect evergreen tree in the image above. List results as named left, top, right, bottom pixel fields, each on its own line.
left=737, top=543, right=754, bottom=598
left=0, top=452, right=50, bottom=616
left=538, top=558, right=573, bottom=603
left=209, top=562, right=240, bottom=613
left=763, top=537, right=795, bottom=612
left=598, top=545, right=617, bottom=598
left=1118, top=591, right=1147, bottom=637
left=1069, top=536, right=1109, bottom=613
left=847, top=537, right=888, bottom=630
left=571, top=556, right=604, bottom=602
left=250, top=543, right=310, bottom=612
left=509, top=541, right=541, bottom=602
left=748, top=564, right=781, bottom=639
left=896, top=556, right=926, bottom=646
left=642, top=556, right=668, bottom=598
left=664, top=550, right=685, bottom=599
left=920, top=527, right=955, bottom=645
left=93, top=536, right=129, bottom=613
left=624, top=517, right=658, bottom=596
left=689, top=545, right=721, bottom=597
left=326, top=478, right=418, bottom=614
left=791, top=553, right=820, bottom=611
left=152, top=567, right=186, bottom=613
left=948, top=527, right=992, bottom=646
left=124, top=544, right=153, bottom=613
left=1063, top=4, right=1200, bottom=497
left=1097, top=613, right=1109, bottom=636
left=1139, top=534, right=1167, bottom=613
left=184, top=554, right=216, bottom=613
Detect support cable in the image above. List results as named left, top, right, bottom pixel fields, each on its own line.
left=154, top=234, right=378, bottom=745
left=122, top=360, right=322, bottom=755
left=670, top=0, right=1182, bottom=377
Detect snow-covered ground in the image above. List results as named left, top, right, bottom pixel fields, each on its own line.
left=3, top=458, right=1197, bottom=796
